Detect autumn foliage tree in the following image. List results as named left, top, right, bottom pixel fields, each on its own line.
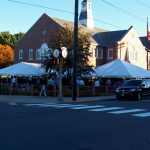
left=42, top=25, right=95, bottom=79
left=0, top=44, right=14, bottom=68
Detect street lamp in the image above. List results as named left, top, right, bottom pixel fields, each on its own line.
left=53, top=47, right=68, bottom=101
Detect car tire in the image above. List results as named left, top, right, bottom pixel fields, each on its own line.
left=116, top=95, right=121, bottom=100
left=137, top=93, right=141, bottom=101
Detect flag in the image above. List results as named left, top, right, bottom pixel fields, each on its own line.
left=148, top=30, right=150, bottom=41
left=147, top=17, right=150, bottom=41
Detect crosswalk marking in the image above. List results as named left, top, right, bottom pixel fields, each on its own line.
left=22, top=103, right=150, bottom=118
left=23, top=103, right=55, bottom=107
left=70, top=105, right=105, bottom=109
left=109, top=109, right=145, bottom=114
left=24, top=103, right=87, bottom=108
left=132, top=112, right=150, bottom=117
left=88, top=107, right=123, bottom=112
left=38, top=104, right=87, bottom=108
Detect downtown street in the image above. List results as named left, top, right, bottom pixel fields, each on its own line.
left=0, top=99, right=150, bottom=150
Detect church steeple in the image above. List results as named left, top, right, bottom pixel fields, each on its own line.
left=79, top=0, right=94, bottom=29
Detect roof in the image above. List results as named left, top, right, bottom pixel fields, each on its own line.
left=93, top=30, right=127, bottom=47
left=139, top=36, right=149, bottom=49
left=82, top=0, right=91, bottom=3
left=52, top=16, right=107, bottom=44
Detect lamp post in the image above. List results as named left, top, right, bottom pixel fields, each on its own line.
left=53, top=47, right=68, bottom=101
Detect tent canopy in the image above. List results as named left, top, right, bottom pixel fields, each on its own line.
left=94, top=59, right=150, bottom=78
left=0, top=62, right=45, bottom=76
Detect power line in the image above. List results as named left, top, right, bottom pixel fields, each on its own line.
left=8, top=0, right=123, bottom=30
left=101, top=0, right=146, bottom=23
left=95, top=18, right=123, bottom=29
left=8, top=0, right=74, bottom=14
left=134, top=0, right=150, bottom=9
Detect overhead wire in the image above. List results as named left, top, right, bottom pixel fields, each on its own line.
left=7, top=0, right=124, bottom=30
left=134, top=0, right=150, bottom=9
left=101, top=0, right=146, bottom=23
left=7, top=0, right=74, bottom=14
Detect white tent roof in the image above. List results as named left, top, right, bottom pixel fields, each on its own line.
left=94, top=59, right=150, bottom=78
left=0, top=62, right=45, bottom=76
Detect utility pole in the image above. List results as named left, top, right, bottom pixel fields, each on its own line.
left=147, top=17, right=149, bottom=70
left=72, top=0, right=78, bottom=101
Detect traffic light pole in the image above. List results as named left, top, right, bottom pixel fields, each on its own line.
left=57, top=59, right=63, bottom=101
left=72, top=0, right=78, bottom=101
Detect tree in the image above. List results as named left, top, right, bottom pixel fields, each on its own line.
left=42, top=25, right=95, bottom=79
left=0, top=44, right=14, bottom=68
left=0, top=31, right=24, bottom=48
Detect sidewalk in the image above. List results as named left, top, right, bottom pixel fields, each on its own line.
left=0, top=95, right=116, bottom=104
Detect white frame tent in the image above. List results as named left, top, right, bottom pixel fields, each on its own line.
left=0, top=62, right=45, bottom=76
left=94, top=59, right=150, bottom=78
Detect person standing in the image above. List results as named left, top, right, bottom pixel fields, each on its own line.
left=11, top=76, right=17, bottom=89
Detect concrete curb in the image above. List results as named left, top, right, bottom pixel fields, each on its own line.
left=0, top=95, right=116, bottom=104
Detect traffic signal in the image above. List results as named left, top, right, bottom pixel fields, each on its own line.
left=62, top=59, right=69, bottom=65
left=51, top=58, right=58, bottom=65
left=59, top=58, right=69, bottom=66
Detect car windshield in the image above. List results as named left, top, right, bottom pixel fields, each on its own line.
left=122, top=80, right=142, bottom=87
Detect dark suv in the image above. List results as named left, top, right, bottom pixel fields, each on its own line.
left=115, top=79, right=150, bottom=100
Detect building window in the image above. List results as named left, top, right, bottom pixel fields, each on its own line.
left=108, top=49, right=113, bottom=59
left=149, top=56, right=150, bottom=65
left=82, top=4, right=86, bottom=10
left=29, top=49, right=33, bottom=60
left=99, top=48, right=103, bottom=59
left=36, top=49, right=41, bottom=60
left=95, top=48, right=103, bottom=59
left=95, top=48, right=98, bottom=58
left=19, top=49, right=23, bottom=59
left=88, top=4, right=91, bottom=10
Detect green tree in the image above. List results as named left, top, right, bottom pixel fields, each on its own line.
left=42, top=25, right=95, bottom=79
left=0, top=31, right=24, bottom=48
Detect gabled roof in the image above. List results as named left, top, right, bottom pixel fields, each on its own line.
left=139, top=36, right=149, bottom=49
left=93, top=30, right=127, bottom=47
left=52, top=16, right=107, bottom=44
left=82, top=0, right=91, bottom=3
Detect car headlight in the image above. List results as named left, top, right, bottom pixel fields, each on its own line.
left=116, top=89, right=120, bottom=92
left=130, top=89, right=136, bottom=92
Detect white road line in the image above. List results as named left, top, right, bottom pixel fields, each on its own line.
left=38, top=104, right=87, bottom=108
left=88, top=107, right=123, bottom=112
left=23, top=103, right=56, bottom=106
left=38, top=104, right=75, bottom=108
left=24, top=103, right=87, bottom=108
left=109, top=109, right=146, bottom=114
left=70, top=105, right=105, bottom=109
left=8, top=102, right=17, bottom=106
left=132, top=112, right=150, bottom=117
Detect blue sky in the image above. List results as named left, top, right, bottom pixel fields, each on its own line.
left=1, top=0, right=150, bottom=36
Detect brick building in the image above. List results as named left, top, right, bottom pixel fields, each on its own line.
left=14, top=0, right=148, bottom=69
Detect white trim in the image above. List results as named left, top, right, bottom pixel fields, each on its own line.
left=29, top=49, right=33, bottom=60
left=19, top=49, right=23, bottom=60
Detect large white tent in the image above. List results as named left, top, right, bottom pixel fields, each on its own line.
left=0, top=62, right=45, bottom=76
left=94, top=59, right=150, bottom=78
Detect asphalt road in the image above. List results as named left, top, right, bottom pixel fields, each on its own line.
left=0, top=100, right=150, bottom=150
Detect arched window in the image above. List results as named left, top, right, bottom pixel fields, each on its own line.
left=29, top=49, right=33, bottom=60
left=19, top=49, right=23, bottom=59
left=108, top=49, right=113, bottom=59
left=36, top=49, right=41, bottom=60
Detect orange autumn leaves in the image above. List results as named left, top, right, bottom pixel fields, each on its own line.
left=0, top=44, right=14, bottom=68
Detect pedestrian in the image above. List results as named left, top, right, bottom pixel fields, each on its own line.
left=105, top=78, right=112, bottom=95
left=11, top=76, right=17, bottom=89
left=39, top=77, right=47, bottom=96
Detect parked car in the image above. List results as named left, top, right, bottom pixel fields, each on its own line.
left=115, top=79, right=150, bottom=100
